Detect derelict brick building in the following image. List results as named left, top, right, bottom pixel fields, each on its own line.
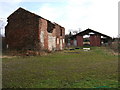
left=5, top=7, right=65, bottom=51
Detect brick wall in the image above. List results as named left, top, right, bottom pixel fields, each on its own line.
left=96, top=35, right=101, bottom=46
left=76, top=36, right=83, bottom=46
left=54, top=24, right=60, bottom=50
left=54, top=23, right=65, bottom=50
left=90, top=35, right=95, bottom=46
left=39, top=18, right=48, bottom=50
left=5, top=8, right=65, bottom=51
left=5, top=8, right=39, bottom=50
left=39, top=19, right=65, bottom=51
left=90, top=35, right=101, bottom=46
left=61, top=27, right=65, bottom=49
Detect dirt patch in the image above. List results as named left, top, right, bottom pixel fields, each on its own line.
left=2, top=50, right=50, bottom=58
left=0, top=55, right=16, bottom=59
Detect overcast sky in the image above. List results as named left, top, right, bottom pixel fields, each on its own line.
left=0, top=0, right=119, bottom=37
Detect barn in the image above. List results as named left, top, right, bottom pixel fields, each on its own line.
left=69, top=28, right=112, bottom=47
left=5, top=7, right=65, bottom=51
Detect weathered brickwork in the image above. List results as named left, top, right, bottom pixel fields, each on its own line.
left=76, top=36, right=83, bottom=46
left=54, top=23, right=65, bottom=50
left=5, top=8, right=39, bottom=50
left=5, top=7, right=65, bottom=51
left=90, top=35, right=101, bottom=46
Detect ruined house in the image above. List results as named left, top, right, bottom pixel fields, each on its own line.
left=5, top=7, right=65, bottom=51
left=69, top=28, right=112, bottom=47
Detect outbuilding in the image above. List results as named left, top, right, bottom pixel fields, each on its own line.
left=69, top=28, right=112, bottom=47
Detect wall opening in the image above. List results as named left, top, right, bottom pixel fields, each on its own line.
left=47, top=21, right=55, bottom=33
left=60, top=29, right=62, bottom=36
left=83, top=35, right=90, bottom=46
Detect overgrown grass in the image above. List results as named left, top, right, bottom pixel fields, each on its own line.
left=2, top=47, right=118, bottom=88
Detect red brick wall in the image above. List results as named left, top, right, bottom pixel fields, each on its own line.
left=62, top=27, right=65, bottom=48
left=90, top=35, right=101, bottom=46
left=90, top=35, right=95, bottom=46
left=96, top=35, right=101, bottom=46
left=5, top=8, right=65, bottom=51
left=39, top=18, right=48, bottom=50
left=55, top=24, right=60, bottom=50
left=5, top=8, right=39, bottom=50
left=39, top=20, right=65, bottom=51
left=76, top=36, right=83, bottom=46
left=54, top=23, right=65, bottom=50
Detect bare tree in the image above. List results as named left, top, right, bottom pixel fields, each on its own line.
left=68, top=28, right=82, bottom=35
left=78, top=28, right=81, bottom=32
left=72, top=28, right=82, bottom=35
left=72, top=30, right=78, bottom=34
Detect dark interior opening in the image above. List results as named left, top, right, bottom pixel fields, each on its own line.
left=60, top=29, right=62, bottom=36
left=47, top=21, right=55, bottom=33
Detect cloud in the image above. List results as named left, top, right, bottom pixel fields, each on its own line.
left=0, top=0, right=67, bottom=3
left=0, top=0, right=119, bottom=37
left=36, top=0, right=118, bottom=37
left=0, top=1, right=21, bottom=18
left=0, top=0, right=22, bottom=36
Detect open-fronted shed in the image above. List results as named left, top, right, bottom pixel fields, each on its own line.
left=69, top=28, right=112, bottom=46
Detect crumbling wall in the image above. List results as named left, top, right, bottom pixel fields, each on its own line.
left=40, top=31, right=44, bottom=48
left=48, top=33, right=56, bottom=51
left=39, top=18, right=48, bottom=50
left=54, top=23, right=65, bottom=50
left=54, top=24, right=60, bottom=50
left=47, top=24, right=56, bottom=51
left=5, top=8, right=65, bottom=51
left=39, top=18, right=57, bottom=51
left=61, top=27, right=65, bottom=49
left=5, top=8, right=39, bottom=50
left=47, top=21, right=55, bottom=33
left=60, top=39, right=63, bottom=50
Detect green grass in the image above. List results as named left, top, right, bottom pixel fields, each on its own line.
left=2, top=47, right=118, bottom=88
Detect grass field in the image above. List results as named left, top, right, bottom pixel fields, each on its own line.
left=2, top=47, right=118, bottom=88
